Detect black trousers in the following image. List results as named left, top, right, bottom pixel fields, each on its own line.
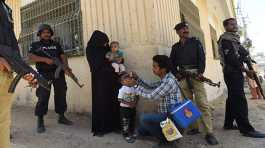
left=120, top=107, right=136, bottom=136
left=223, top=71, right=255, bottom=133
left=35, top=71, right=67, bottom=116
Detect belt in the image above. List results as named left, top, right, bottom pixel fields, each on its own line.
left=177, top=65, right=198, bottom=71
left=184, top=69, right=198, bottom=73
left=176, top=65, right=198, bottom=74
left=181, top=65, right=198, bottom=69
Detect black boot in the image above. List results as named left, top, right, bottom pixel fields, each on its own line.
left=242, top=130, right=265, bottom=138
left=37, top=116, right=46, bottom=133
left=93, top=132, right=105, bottom=137
left=58, top=114, right=73, bottom=125
left=205, top=134, right=219, bottom=145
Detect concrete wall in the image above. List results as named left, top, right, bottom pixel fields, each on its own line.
left=6, top=0, right=21, bottom=38
left=195, top=0, right=222, bottom=98
left=13, top=0, right=235, bottom=113
left=80, top=0, right=180, bottom=47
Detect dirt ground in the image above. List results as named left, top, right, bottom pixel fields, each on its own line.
left=11, top=95, right=265, bottom=148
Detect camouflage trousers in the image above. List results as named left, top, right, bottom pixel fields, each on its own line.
left=179, top=78, right=214, bottom=134
left=0, top=71, right=13, bottom=148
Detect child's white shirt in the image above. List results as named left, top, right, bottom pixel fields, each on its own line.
left=118, top=86, right=137, bottom=108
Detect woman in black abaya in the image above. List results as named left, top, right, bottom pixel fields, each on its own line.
left=86, top=30, right=121, bottom=136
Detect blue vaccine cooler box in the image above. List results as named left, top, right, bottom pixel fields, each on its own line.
left=170, top=99, right=202, bottom=129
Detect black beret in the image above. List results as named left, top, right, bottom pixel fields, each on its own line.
left=174, top=22, right=188, bottom=31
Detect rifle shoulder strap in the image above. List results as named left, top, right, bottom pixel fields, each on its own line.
left=174, top=78, right=188, bottom=100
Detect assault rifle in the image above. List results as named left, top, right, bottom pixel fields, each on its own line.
left=0, top=45, right=51, bottom=93
left=239, top=47, right=265, bottom=99
left=178, top=70, right=221, bottom=88
left=37, top=49, right=84, bottom=88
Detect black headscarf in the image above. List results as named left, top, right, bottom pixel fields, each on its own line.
left=86, top=30, right=111, bottom=72
left=86, top=30, right=109, bottom=48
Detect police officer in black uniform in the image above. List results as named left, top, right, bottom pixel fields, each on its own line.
left=29, top=24, right=73, bottom=133
left=170, top=22, right=219, bottom=145
left=218, top=18, right=265, bottom=138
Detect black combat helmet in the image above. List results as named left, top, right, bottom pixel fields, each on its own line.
left=37, top=24, right=54, bottom=36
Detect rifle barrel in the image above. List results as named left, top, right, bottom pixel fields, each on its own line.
left=179, top=71, right=221, bottom=88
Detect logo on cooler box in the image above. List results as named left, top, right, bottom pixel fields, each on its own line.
left=184, top=108, right=193, bottom=118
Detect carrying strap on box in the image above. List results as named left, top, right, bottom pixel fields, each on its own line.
left=166, top=79, right=189, bottom=116
left=174, top=78, right=189, bottom=101
left=162, top=78, right=187, bottom=134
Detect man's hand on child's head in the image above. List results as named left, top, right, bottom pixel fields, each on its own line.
left=121, top=71, right=138, bottom=86
left=130, top=79, right=137, bottom=86
left=121, top=77, right=137, bottom=87
left=130, top=71, right=139, bottom=81
left=121, top=77, right=130, bottom=86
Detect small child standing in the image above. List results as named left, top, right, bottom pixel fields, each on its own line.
left=106, top=41, right=126, bottom=74
left=118, top=72, right=139, bottom=143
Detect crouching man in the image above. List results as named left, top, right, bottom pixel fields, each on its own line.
left=132, top=55, right=181, bottom=148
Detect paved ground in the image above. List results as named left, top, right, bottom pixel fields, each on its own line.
left=11, top=83, right=265, bottom=148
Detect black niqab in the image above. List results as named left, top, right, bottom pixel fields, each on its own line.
left=86, top=30, right=109, bottom=48
left=86, top=30, right=110, bottom=73
left=86, top=30, right=120, bottom=135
